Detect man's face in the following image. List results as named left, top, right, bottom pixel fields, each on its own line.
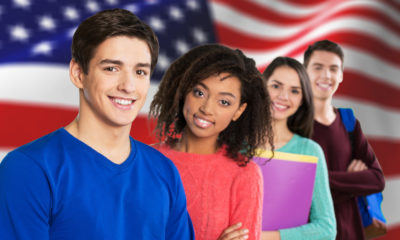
left=72, top=36, right=152, bottom=129
left=306, top=50, right=343, bottom=101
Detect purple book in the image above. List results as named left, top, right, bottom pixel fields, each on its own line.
left=253, top=150, right=318, bottom=230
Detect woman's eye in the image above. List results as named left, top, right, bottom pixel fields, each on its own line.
left=292, top=89, right=300, bottom=94
left=220, top=100, right=231, bottom=106
left=193, top=89, right=204, bottom=97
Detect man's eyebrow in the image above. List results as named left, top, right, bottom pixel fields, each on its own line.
left=136, top=62, right=151, bottom=68
left=99, top=59, right=123, bottom=65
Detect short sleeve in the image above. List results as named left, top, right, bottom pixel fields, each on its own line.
left=0, top=151, right=51, bottom=240
left=165, top=164, right=195, bottom=240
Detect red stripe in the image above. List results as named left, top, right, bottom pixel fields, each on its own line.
left=2, top=102, right=399, bottom=177
left=377, top=224, right=400, bottom=240
left=215, top=24, right=400, bottom=66
left=212, top=0, right=400, bottom=34
left=0, top=102, right=157, bottom=149
left=335, top=70, right=400, bottom=110
left=369, top=138, right=400, bottom=177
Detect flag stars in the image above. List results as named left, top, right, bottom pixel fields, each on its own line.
left=124, top=4, right=139, bottom=14
left=9, top=24, right=30, bottom=42
left=86, top=1, right=100, bottom=13
left=148, top=16, right=165, bottom=32
left=193, top=28, right=207, bottom=43
left=64, top=7, right=80, bottom=21
left=175, top=39, right=190, bottom=55
left=13, top=0, right=31, bottom=9
left=187, top=0, right=200, bottom=11
left=157, top=53, right=171, bottom=71
left=169, top=6, right=184, bottom=21
left=38, top=16, right=56, bottom=31
left=105, top=0, right=119, bottom=6
left=32, top=41, right=53, bottom=56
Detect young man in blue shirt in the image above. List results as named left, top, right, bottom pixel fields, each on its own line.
left=0, top=8, right=194, bottom=240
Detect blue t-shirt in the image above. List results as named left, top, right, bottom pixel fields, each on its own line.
left=0, top=128, right=194, bottom=240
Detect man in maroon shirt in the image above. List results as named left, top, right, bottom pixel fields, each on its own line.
left=303, top=40, right=385, bottom=240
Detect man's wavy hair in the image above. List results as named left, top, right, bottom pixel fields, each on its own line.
left=262, top=57, right=314, bottom=138
left=71, top=8, right=159, bottom=75
left=149, top=44, right=273, bottom=166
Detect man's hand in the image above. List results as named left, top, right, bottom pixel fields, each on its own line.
left=347, top=159, right=368, bottom=172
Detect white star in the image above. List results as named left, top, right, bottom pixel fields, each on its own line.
left=64, top=6, right=80, bottom=21
left=9, top=24, right=30, bottom=42
left=38, top=15, right=56, bottom=31
left=13, top=0, right=31, bottom=9
left=145, top=0, right=158, bottom=5
left=187, top=0, right=200, bottom=11
left=124, top=4, right=139, bottom=14
left=157, top=53, right=171, bottom=71
left=0, top=6, right=4, bottom=17
left=67, top=26, right=78, bottom=38
left=86, top=1, right=100, bottom=13
left=32, top=41, right=53, bottom=56
left=105, top=0, right=119, bottom=5
left=175, top=40, right=190, bottom=55
left=169, top=6, right=184, bottom=21
left=148, top=16, right=165, bottom=32
left=193, top=28, right=207, bottom=43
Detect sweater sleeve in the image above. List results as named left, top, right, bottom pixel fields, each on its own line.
left=0, top=151, right=51, bottom=240
left=280, top=144, right=337, bottom=240
left=328, top=120, right=385, bottom=198
left=229, top=162, right=263, bottom=240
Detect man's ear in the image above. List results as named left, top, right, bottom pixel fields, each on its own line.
left=232, top=102, right=247, bottom=121
left=69, top=59, right=84, bottom=89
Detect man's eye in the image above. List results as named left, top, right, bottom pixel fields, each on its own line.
left=104, top=67, right=117, bottom=72
left=136, top=69, right=147, bottom=76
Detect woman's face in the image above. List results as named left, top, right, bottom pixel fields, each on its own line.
left=266, top=66, right=303, bottom=122
left=182, top=72, right=247, bottom=143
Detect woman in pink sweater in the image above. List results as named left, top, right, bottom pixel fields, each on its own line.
left=149, top=44, right=273, bottom=240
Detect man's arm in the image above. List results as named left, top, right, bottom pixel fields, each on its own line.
left=0, top=151, right=51, bottom=240
left=329, top=120, right=385, bottom=201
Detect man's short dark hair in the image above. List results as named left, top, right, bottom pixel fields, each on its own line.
left=303, top=40, right=344, bottom=70
left=71, top=8, right=159, bottom=75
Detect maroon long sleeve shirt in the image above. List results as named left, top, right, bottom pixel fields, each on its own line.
left=312, top=109, right=385, bottom=240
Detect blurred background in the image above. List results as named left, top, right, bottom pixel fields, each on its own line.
left=0, top=0, right=398, bottom=238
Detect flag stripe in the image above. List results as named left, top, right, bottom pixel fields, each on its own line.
left=214, top=27, right=399, bottom=66
left=336, top=70, right=400, bottom=110
left=211, top=2, right=400, bottom=47
left=214, top=0, right=400, bottom=32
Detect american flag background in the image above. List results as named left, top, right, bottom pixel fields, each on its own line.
left=0, top=0, right=399, bottom=238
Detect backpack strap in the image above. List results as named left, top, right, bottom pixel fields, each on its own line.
left=338, top=108, right=356, bottom=133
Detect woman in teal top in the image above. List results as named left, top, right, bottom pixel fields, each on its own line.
left=259, top=57, right=336, bottom=240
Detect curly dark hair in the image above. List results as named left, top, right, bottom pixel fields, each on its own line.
left=149, top=44, right=274, bottom=166
left=263, top=57, right=314, bottom=138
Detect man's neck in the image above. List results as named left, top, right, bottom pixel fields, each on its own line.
left=65, top=116, right=131, bottom=164
left=313, top=97, right=336, bottom=125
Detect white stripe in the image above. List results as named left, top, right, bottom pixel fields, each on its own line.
left=0, top=64, right=78, bottom=108
left=333, top=96, right=400, bottom=140
left=0, top=64, right=159, bottom=114
left=249, top=0, right=400, bottom=23
left=0, top=149, right=10, bottom=163
left=381, top=176, right=400, bottom=227
left=211, top=2, right=400, bottom=48
left=246, top=47, right=400, bottom=89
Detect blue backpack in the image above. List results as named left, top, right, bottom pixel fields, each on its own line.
left=338, top=108, right=387, bottom=228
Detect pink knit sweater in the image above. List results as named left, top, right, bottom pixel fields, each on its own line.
left=156, top=144, right=263, bottom=240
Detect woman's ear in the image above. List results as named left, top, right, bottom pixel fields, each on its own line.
left=69, top=59, right=84, bottom=89
left=232, top=103, right=247, bottom=121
